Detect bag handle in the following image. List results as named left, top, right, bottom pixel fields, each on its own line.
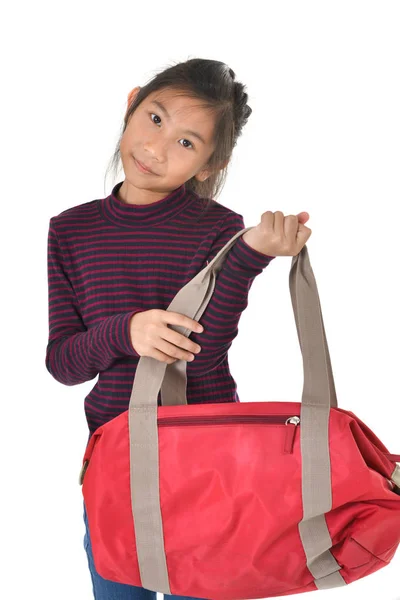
left=129, top=226, right=338, bottom=411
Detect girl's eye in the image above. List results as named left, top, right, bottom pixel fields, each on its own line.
left=150, top=113, right=162, bottom=126
left=149, top=113, right=194, bottom=150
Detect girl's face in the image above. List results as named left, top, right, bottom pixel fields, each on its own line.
left=119, top=87, right=221, bottom=197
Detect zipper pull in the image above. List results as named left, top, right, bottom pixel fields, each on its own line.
left=284, top=416, right=300, bottom=454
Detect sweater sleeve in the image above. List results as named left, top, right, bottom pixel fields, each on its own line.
left=186, top=213, right=276, bottom=376
left=45, top=220, right=143, bottom=386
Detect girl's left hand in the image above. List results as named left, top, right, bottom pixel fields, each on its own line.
left=242, top=211, right=312, bottom=257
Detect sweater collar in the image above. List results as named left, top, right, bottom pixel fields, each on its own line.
left=101, top=180, right=196, bottom=227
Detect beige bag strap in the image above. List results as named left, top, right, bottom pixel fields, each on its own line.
left=159, top=227, right=338, bottom=409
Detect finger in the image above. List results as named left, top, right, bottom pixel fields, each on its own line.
left=158, top=338, right=195, bottom=362
left=260, top=211, right=275, bottom=231
left=164, top=311, right=202, bottom=333
left=273, top=211, right=284, bottom=233
left=162, top=327, right=199, bottom=353
left=297, top=212, right=310, bottom=223
left=152, top=348, right=177, bottom=364
left=296, top=223, right=312, bottom=246
left=283, top=215, right=299, bottom=245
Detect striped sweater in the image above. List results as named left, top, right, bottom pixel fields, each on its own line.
left=45, top=180, right=276, bottom=437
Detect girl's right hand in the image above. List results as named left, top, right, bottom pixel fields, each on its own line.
left=129, top=309, right=203, bottom=364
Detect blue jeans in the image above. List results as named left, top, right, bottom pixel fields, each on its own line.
left=83, top=501, right=207, bottom=600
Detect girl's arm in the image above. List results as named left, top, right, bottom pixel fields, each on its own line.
left=45, top=223, right=143, bottom=386
left=184, top=212, right=275, bottom=376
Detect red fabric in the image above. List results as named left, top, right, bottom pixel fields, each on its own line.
left=81, top=401, right=400, bottom=599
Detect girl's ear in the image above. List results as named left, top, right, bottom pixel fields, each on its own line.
left=195, top=158, right=229, bottom=182
left=194, top=170, right=210, bottom=182
left=127, top=86, right=141, bottom=112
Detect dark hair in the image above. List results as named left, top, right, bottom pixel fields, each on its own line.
left=104, top=57, right=252, bottom=209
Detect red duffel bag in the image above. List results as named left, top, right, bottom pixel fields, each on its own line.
left=79, top=227, right=400, bottom=600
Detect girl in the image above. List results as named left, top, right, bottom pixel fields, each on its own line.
left=45, top=57, right=311, bottom=600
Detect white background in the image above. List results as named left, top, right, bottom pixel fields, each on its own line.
left=2, top=1, right=400, bottom=598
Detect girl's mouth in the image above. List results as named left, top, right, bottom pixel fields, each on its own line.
left=133, top=156, right=157, bottom=175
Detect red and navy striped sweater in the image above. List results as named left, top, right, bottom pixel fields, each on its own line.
left=45, top=180, right=276, bottom=437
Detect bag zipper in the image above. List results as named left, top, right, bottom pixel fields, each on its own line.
left=79, top=414, right=301, bottom=485
left=157, top=414, right=301, bottom=455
